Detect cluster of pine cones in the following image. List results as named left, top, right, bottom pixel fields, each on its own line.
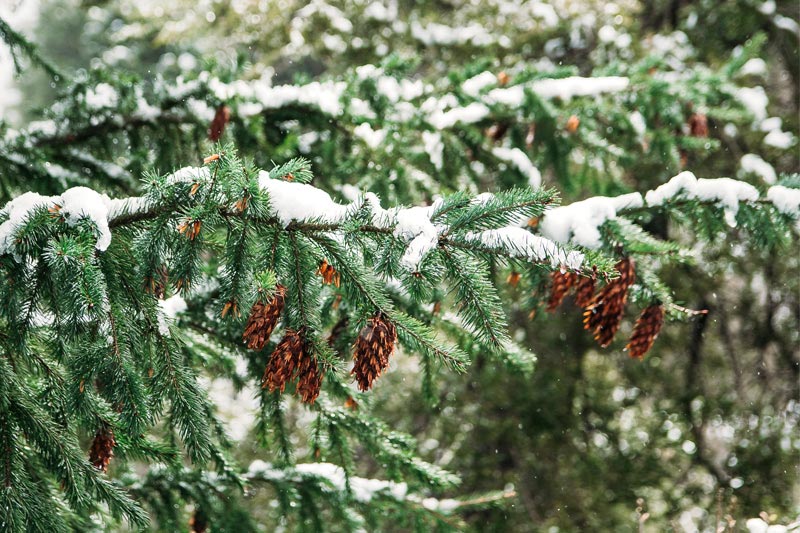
left=242, top=266, right=398, bottom=405
left=546, top=258, right=664, bottom=359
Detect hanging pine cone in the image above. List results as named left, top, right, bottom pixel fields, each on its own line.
left=565, top=115, right=580, bottom=133
left=486, top=122, right=510, bottom=142
left=317, top=259, right=341, bottom=287
left=506, top=271, right=522, bottom=287
left=243, top=284, right=287, bottom=350
left=687, top=113, right=708, bottom=138
left=626, top=304, right=665, bottom=359
left=296, top=355, right=324, bottom=404
left=144, top=265, right=169, bottom=298
left=574, top=273, right=597, bottom=308
left=583, top=258, right=636, bottom=347
left=208, top=105, right=231, bottom=142
left=89, top=426, right=116, bottom=473
left=262, top=328, right=305, bottom=393
left=352, top=312, right=397, bottom=391
left=327, top=316, right=349, bottom=347
left=546, top=271, right=577, bottom=311
left=189, top=509, right=209, bottom=533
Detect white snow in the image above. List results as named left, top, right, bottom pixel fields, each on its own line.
left=429, top=103, right=490, bottom=129
left=157, top=294, right=187, bottom=335
left=758, top=1, right=776, bottom=15
left=492, top=147, right=542, bottom=188
left=258, top=170, right=357, bottom=227
left=421, top=497, right=461, bottom=512
left=363, top=194, right=445, bottom=272
left=598, top=25, right=618, bottom=43
left=393, top=202, right=442, bottom=272
left=166, top=166, right=211, bottom=185
left=422, top=131, right=444, bottom=170
left=539, top=193, right=643, bottom=249
left=464, top=227, right=584, bottom=269
left=645, top=172, right=759, bottom=225
left=759, top=117, right=783, bottom=133
left=364, top=1, right=395, bottom=21
left=767, top=186, right=800, bottom=216
left=774, top=14, right=800, bottom=35
left=763, top=129, right=794, bottom=149
left=59, top=187, right=114, bottom=251
left=259, top=81, right=347, bottom=116
left=0, top=177, right=158, bottom=260
left=84, top=83, right=119, bottom=110
left=0, top=186, right=119, bottom=257
left=411, top=21, right=497, bottom=47
left=745, top=517, right=789, bottom=533
left=353, top=123, right=387, bottom=149
left=27, top=120, right=58, bottom=137
left=487, top=76, right=629, bottom=107
left=376, top=76, right=424, bottom=103
left=248, top=460, right=410, bottom=503
left=531, top=76, right=629, bottom=100
left=349, top=98, right=376, bottom=118
left=108, top=196, right=152, bottom=220
left=462, top=71, right=497, bottom=97
left=486, top=85, right=525, bottom=107
left=740, top=154, right=776, bottom=184
left=736, top=86, right=769, bottom=122
left=739, top=58, right=767, bottom=77
left=629, top=111, right=647, bottom=138
left=0, top=192, right=58, bottom=256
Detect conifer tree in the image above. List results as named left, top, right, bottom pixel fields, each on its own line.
left=0, top=1, right=797, bottom=531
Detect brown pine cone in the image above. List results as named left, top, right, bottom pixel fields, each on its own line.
left=583, top=258, right=636, bottom=347
left=626, top=304, right=665, bottom=359
left=352, top=313, right=397, bottom=391
left=243, top=285, right=287, bottom=350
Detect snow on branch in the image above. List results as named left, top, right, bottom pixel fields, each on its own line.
left=0, top=165, right=795, bottom=271
left=247, top=459, right=472, bottom=513
left=539, top=171, right=799, bottom=249
left=463, top=227, right=584, bottom=269
left=645, top=171, right=759, bottom=225
left=486, top=76, right=630, bottom=107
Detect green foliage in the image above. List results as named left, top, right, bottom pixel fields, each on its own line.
left=0, top=1, right=798, bottom=531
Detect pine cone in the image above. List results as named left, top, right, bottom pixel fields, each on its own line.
left=144, top=265, right=169, bottom=298
left=208, top=105, right=231, bottom=142
left=189, top=509, right=209, bottom=533
left=327, top=316, right=349, bottom=347
left=243, top=285, right=287, bottom=350
left=317, top=259, right=341, bottom=287
left=296, top=355, right=324, bottom=404
left=486, top=122, right=509, bottom=142
left=546, top=271, right=577, bottom=312
left=352, top=312, right=397, bottom=391
left=583, top=258, right=636, bottom=347
left=688, top=113, right=708, bottom=138
left=573, top=274, right=596, bottom=308
left=565, top=115, right=580, bottom=133
left=89, top=426, right=116, bottom=473
left=262, top=328, right=305, bottom=393
left=626, top=304, right=664, bottom=359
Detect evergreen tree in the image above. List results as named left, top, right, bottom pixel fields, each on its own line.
left=0, top=1, right=797, bottom=531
